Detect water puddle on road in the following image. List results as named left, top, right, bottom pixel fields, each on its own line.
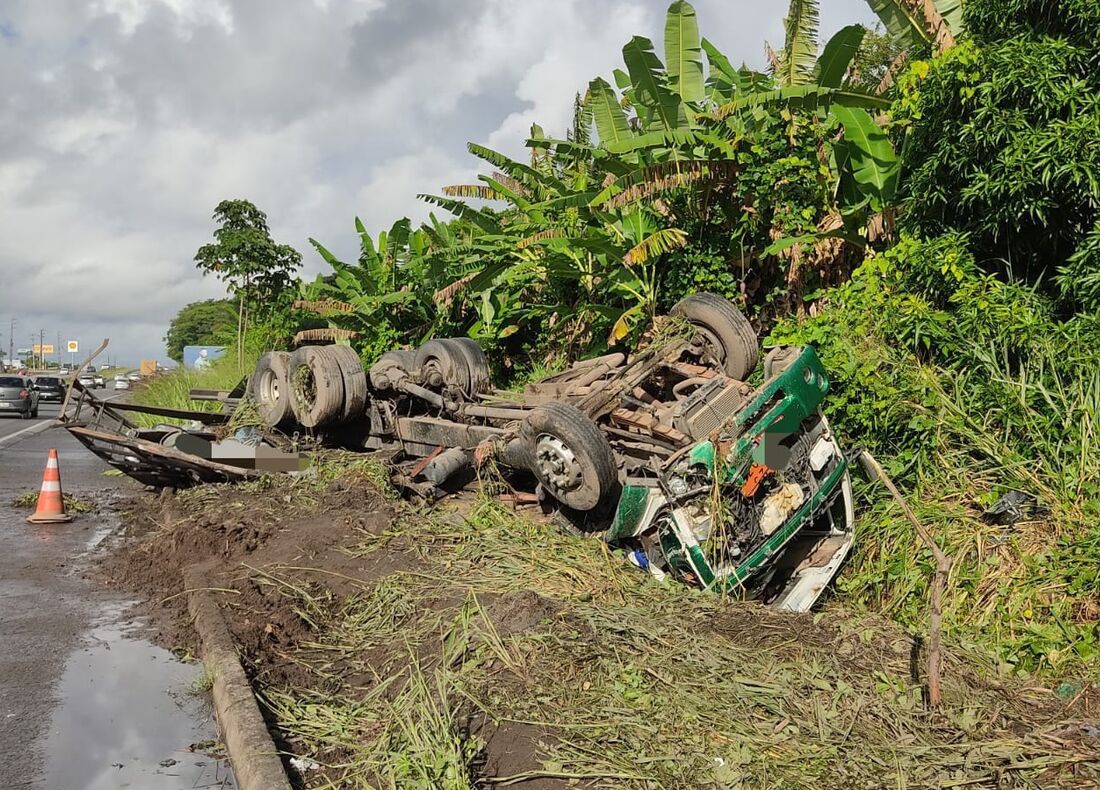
left=39, top=606, right=236, bottom=790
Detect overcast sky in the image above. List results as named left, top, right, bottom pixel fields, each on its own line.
left=0, top=0, right=876, bottom=367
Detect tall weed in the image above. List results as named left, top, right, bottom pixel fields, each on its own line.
left=771, top=234, right=1100, bottom=675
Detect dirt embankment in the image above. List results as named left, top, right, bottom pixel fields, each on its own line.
left=102, top=466, right=1100, bottom=789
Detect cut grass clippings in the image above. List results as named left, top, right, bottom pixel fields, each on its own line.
left=11, top=492, right=94, bottom=513
left=174, top=474, right=1099, bottom=790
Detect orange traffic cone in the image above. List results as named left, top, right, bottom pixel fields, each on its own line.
left=27, top=449, right=73, bottom=524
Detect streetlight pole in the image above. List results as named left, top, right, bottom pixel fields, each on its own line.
left=8, top=318, right=14, bottom=370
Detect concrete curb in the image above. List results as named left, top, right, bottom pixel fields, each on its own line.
left=184, top=566, right=293, bottom=790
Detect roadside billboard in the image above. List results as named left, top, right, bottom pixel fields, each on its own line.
left=183, top=345, right=227, bottom=369
left=32, top=343, right=55, bottom=354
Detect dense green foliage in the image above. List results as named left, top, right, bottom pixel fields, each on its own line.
left=894, top=2, right=1100, bottom=310
left=302, top=1, right=896, bottom=376
left=162, top=298, right=236, bottom=363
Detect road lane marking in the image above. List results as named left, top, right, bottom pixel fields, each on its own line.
left=0, top=419, right=58, bottom=450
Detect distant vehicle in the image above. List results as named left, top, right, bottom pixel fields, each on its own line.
left=33, top=376, right=65, bottom=402
left=94, top=374, right=105, bottom=388
left=0, top=375, right=38, bottom=418
left=100, top=364, right=112, bottom=371
left=113, top=376, right=130, bottom=391
left=78, top=372, right=97, bottom=389
left=127, top=371, right=142, bottom=382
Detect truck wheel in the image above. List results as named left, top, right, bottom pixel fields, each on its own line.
left=445, top=338, right=492, bottom=396
left=414, top=340, right=471, bottom=396
left=251, top=351, right=292, bottom=427
left=672, top=293, right=758, bottom=380
left=520, top=402, right=618, bottom=512
left=369, top=350, right=417, bottom=391
left=319, top=345, right=367, bottom=421
left=289, top=346, right=344, bottom=428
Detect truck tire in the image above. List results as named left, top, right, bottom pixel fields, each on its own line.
left=445, top=337, right=492, bottom=396
left=520, top=402, right=619, bottom=512
left=672, top=292, right=758, bottom=380
left=251, top=351, right=292, bottom=427
left=414, top=339, right=471, bottom=396
left=319, top=345, right=368, bottom=421
left=289, top=345, right=344, bottom=428
left=369, top=350, right=417, bottom=391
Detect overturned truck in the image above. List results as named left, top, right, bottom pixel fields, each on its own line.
left=64, top=294, right=853, bottom=610
left=250, top=293, right=855, bottom=610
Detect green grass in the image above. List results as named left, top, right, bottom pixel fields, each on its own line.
left=128, top=351, right=255, bottom=426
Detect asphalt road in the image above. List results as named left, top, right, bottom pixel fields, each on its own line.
left=0, top=401, right=66, bottom=443
left=0, top=410, right=233, bottom=788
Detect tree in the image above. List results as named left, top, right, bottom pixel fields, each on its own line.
left=163, top=299, right=238, bottom=363
left=193, top=199, right=302, bottom=359
left=893, top=0, right=1100, bottom=309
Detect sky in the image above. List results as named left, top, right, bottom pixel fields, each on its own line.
left=0, top=0, right=876, bottom=367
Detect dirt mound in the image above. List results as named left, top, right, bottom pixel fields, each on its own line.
left=100, top=468, right=400, bottom=650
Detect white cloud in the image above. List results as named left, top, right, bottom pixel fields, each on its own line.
left=0, top=0, right=877, bottom=366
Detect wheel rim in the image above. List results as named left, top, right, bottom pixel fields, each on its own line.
left=534, top=434, right=583, bottom=495
left=259, top=369, right=280, bottom=404
left=689, top=327, right=726, bottom=369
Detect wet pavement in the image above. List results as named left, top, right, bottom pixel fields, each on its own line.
left=0, top=422, right=235, bottom=789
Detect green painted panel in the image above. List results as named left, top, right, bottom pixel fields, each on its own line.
left=607, top=484, right=654, bottom=540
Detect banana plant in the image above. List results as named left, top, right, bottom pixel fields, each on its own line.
left=863, top=0, right=962, bottom=55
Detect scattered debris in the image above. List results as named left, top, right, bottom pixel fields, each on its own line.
left=985, top=489, right=1046, bottom=525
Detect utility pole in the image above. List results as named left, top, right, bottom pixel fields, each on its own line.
left=8, top=318, right=14, bottom=370
left=39, top=329, right=45, bottom=370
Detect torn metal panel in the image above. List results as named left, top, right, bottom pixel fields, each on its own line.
left=66, top=426, right=259, bottom=488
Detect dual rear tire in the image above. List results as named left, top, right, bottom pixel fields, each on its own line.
left=251, top=345, right=367, bottom=429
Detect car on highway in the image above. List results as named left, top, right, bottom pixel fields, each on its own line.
left=94, top=373, right=105, bottom=388
left=78, top=371, right=97, bottom=389
left=127, top=371, right=142, bottom=382
left=0, top=375, right=39, bottom=418
left=113, top=375, right=130, bottom=390
left=33, top=376, right=66, bottom=402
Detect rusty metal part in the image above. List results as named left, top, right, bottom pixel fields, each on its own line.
left=610, top=407, right=690, bottom=445
left=460, top=403, right=530, bottom=421
left=577, top=340, right=688, bottom=420
left=60, top=338, right=109, bottom=416
left=396, top=416, right=511, bottom=452
left=671, top=377, right=746, bottom=439
left=66, top=425, right=259, bottom=487
left=408, top=446, right=445, bottom=478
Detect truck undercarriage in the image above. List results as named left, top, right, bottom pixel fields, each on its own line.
left=62, top=294, right=854, bottom=610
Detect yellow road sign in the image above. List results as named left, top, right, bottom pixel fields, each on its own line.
left=32, top=344, right=55, bottom=354
left=66, top=340, right=79, bottom=353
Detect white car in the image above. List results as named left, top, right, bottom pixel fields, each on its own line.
left=127, top=371, right=142, bottom=382
left=113, top=376, right=130, bottom=390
